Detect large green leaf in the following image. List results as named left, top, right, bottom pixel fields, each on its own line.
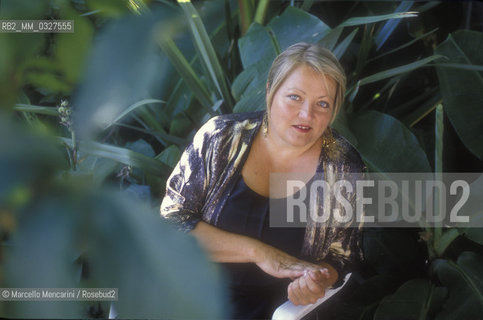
left=435, top=30, right=483, bottom=160
left=156, top=144, right=181, bottom=168
left=114, top=122, right=188, bottom=146
left=55, top=4, right=94, bottom=85
left=169, top=112, right=195, bottom=137
left=436, top=63, right=483, bottom=72
left=374, top=279, right=446, bottom=320
left=76, top=153, right=119, bottom=187
left=102, top=99, right=164, bottom=130
left=338, top=11, right=417, bottom=28
left=85, top=0, right=134, bottom=17
left=363, top=228, right=426, bottom=278
left=330, top=275, right=402, bottom=320
left=72, top=9, right=177, bottom=138
left=232, top=57, right=272, bottom=113
left=374, top=2, right=414, bottom=51
left=14, top=104, right=59, bottom=116
left=319, top=26, right=343, bottom=51
left=178, top=1, right=234, bottom=111
left=267, top=6, right=331, bottom=51
left=2, top=195, right=86, bottom=318
left=238, top=23, right=277, bottom=69
left=58, top=137, right=171, bottom=177
left=397, top=90, right=441, bottom=127
left=433, top=252, right=483, bottom=319
left=0, top=117, right=66, bottom=205
left=3, top=189, right=228, bottom=318
left=85, top=192, right=228, bottom=318
left=124, top=138, right=156, bottom=178
left=464, top=228, right=483, bottom=246
left=333, top=28, right=358, bottom=60
left=233, top=85, right=266, bottom=113
left=157, top=37, right=216, bottom=115
left=1, top=107, right=227, bottom=317
left=134, top=101, right=183, bottom=147
left=231, top=61, right=260, bottom=102
left=232, top=55, right=272, bottom=97
left=369, top=28, right=439, bottom=63
left=336, top=111, right=432, bottom=172
left=357, top=55, right=444, bottom=87
left=0, top=0, right=49, bottom=109
left=434, top=229, right=460, bottom=257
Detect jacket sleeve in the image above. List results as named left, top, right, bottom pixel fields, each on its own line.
left=312, top=138, right=366, bottom=288
left=323, top=224, right=363, bottom=288
left=160, top=117, right=218, bottom=232
left=323, top=166, right=365, bottom=288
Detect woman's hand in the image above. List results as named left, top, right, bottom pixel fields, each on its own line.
left=287, top=269, right=330, bottom=305
left=253, top=242, right=321, bottom=279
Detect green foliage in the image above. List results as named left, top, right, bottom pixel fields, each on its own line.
left=363, top=228, right=426, bottom=278
left=72, top=11, right=169, bottom=139
left=178, top=1, right=234, bottom=112
left=433, top=252, right=483, bottom=319
left=334, top=110, right=432, bottom=172
left=1, top=1, right=230, bottom=318
left=58, top=137, right=171, bottom=177
left=3, top=186, right=228, bottom=318
left=435, top=30, right=483, bottom=160
left=373, top=279, right=447, bottom=320
left=1, top=104, right=227, bottom=320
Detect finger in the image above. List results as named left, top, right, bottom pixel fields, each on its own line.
left=305, top=272, right=326, bottom=297
left=298, top=275, right=321, bottom=304
left=319, top=268, right=330, bottom=278
left=308, top=268, right=329, bottom=282
left=284, top=268, right=305, bottom=279
left=290, top=279, right=305, bottom=305
left=307, top=269, right=322, bottom=282
left=288, top=281, right=300, bottom=305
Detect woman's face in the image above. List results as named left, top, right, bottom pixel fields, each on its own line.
left=267, top=65, right=336, bottom=150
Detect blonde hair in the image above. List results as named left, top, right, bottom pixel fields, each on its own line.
left=266, top=42, right=346, bottom=123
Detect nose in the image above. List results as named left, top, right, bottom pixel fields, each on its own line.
left=298, top=101, right=313, bottom=120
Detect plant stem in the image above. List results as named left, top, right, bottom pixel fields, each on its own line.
left=432, top=104, right=444, bottom=256
left=253, top=0, right=270, bottom=25
left=238, top=0, right=254, bottom=35
left=71, top=130, right=78, bottom=171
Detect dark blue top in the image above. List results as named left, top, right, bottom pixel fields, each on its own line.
left=217, top=174, right=306, bottom=319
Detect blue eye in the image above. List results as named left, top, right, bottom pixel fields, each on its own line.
left=288, top=94, right=300, bottom=101
left=318, top=101, right=329, bottom=108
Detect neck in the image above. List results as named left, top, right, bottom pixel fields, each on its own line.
left=262, top=131, right=322, bottom=165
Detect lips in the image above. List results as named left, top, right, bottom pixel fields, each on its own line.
left=292, top=124, right=311, bottom=132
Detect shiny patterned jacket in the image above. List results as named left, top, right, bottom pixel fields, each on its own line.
left=160, top=111, right=365, bottom=284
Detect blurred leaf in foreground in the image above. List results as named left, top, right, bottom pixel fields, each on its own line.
left=72, top=7, right=181, bottom=139
left=0, top=115, right=228, bottom=318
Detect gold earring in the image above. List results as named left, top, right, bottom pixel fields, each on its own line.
left=322, top=127, right=335, bottom=148
left=262, top=111, right=269, bottom=138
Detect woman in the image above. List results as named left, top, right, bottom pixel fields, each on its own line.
left=161, top=42, right=364, bottom=318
